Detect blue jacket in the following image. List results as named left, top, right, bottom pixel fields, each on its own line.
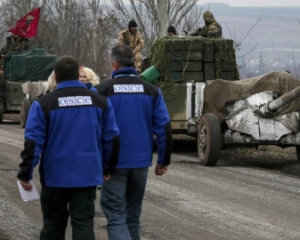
left=86, top=82, right=98, bottom=92
left=18, top=80, right=120, bottom=188
left=97, top=67, right=172, bottom=169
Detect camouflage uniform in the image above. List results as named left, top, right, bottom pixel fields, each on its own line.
left=7, top=35, right=18, bottom=52
left=186, top=11, right=222, bottom=38
left=118, top=29, right=144, bottom=73
left=13, top=41, right=22, bottom=51
left=202, top=11, right=222, bottom=38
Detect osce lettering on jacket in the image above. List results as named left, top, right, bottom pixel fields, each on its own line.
left=58, top=96, right=93, bottom=107
left=114, top=84, right=144, bottom=93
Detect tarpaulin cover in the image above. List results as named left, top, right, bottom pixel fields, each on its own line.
left=204, top=71, right=300, bottom=121
left=4, top=48, right=56, bottom=81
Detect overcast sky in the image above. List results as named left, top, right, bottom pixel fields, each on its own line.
left=203, top=0, right=300, bottom=7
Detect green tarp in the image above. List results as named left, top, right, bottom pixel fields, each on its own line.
left=4, top=48, right=56, bottom=81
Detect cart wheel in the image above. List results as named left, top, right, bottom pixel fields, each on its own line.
left=197, top=113, right=222, bottom=166
left=0, top=98, right=4, bottom=124
left=20, top=99, right=31, bottom=128
left=296, top=146, right=300, bottom=162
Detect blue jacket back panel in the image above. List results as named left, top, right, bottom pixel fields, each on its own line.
left=97, top=74, right=172, bottom=169
left=17, top=81, right=120, bottom=188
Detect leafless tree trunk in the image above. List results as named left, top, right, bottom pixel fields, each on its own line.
left=157, top=0, right=169, bottom=39
left=111, top=0, right=201, bottom=55
left=87, top=0, right=102, bottom=67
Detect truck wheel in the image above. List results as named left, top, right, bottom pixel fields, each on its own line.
left=296, top=146, right=300, bottom=162
left=197, top=113, right=222, bottom=166
left=20, top=99, right=31, bottom=128
left=0, top=98, right=3, bottom=124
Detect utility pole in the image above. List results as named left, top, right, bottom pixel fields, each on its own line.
left=259, top=52, right=264, bottom=75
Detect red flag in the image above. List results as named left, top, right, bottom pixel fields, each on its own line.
left=7, top=7, right=41, bottom=38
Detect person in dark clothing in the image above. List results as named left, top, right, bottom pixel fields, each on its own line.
left=97, top=44, right=172, bottom=240
left=167, top=25, right=177, bottom=36
left=17, top=56, right=120, bottom=240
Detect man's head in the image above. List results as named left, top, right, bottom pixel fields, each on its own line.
left=128, top=20, right=138, bottom=33
left=203, top=11, right=215, bottom=24
left=54, top=56, right=79, bottom=83
left=110, top=44, right=135, bottom=71
left=167, top=26, right=177, bottom=36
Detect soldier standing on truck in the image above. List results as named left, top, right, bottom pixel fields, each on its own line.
left=118, top=20, right=144, bottom=73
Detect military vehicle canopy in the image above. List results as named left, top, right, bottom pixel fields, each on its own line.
left=4, top=48, right=56, bottom=81
left=150, top=36, right=239, bottom=83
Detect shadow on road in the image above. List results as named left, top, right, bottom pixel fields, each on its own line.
left=2, top=120, right=20, bottom=125
left=217, top=148, right=300, bottom=178
left=170, top=138, right=300, bottom=178
left=172, top=139, right=197, bottom=153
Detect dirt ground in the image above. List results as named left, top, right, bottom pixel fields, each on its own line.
left=1, top=127, right=300, bottom=240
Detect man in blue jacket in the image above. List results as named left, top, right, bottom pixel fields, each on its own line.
left=17, top=56, right=120, bottom=240
left=97, top=45, right=172, bottom=240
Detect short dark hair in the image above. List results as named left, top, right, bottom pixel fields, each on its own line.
left=54, top=56, right=79, bottom=82
left=111, top=44, right=135, bottom=68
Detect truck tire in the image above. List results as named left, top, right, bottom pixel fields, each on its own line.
left=296, top=146, right=300, bottom=162
left=20, top=99, right=31, bottom=128
left=197, top=113, right=222, bottom=166
left=0, top=98, right=3, bottom=124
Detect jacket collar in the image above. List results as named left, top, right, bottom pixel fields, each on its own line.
left=111, top=67, right=138, bottom=79
left=55, top=80, right=88, bottom=90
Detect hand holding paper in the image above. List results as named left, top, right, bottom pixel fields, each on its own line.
left=19, top=180, right=32, bottom=191
left=17, top=180, right=40, bottom=202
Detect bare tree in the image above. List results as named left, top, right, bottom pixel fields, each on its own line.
left=0, top=0, right=119, bottom=76
left=0, top=0, right=41, bottom=42
left=111, top=0, right=202, bottom=55
left=225, top=11, right=263, bottom=53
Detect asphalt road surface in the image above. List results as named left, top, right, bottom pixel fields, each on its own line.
left=1, top=122, right=300, bottom=240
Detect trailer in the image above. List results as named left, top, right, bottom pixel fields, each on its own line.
left=145, top=37, right=300, bottom=165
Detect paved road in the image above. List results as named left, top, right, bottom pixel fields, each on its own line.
left=0, top=122, right=300, bottom=240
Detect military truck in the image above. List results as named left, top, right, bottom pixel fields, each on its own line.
left=147, top=36, right=239, bottom=137
left=0, top=48, right=56, bottom=127
left=146, top=37, right=300, bottom=167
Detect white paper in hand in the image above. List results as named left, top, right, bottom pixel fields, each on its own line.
left=17, top=180, right=40, bottom=202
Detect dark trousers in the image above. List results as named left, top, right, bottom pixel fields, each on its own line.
left=40, top=186, right=96, bottom=240
left=100, top=167, right=149, bottom=240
